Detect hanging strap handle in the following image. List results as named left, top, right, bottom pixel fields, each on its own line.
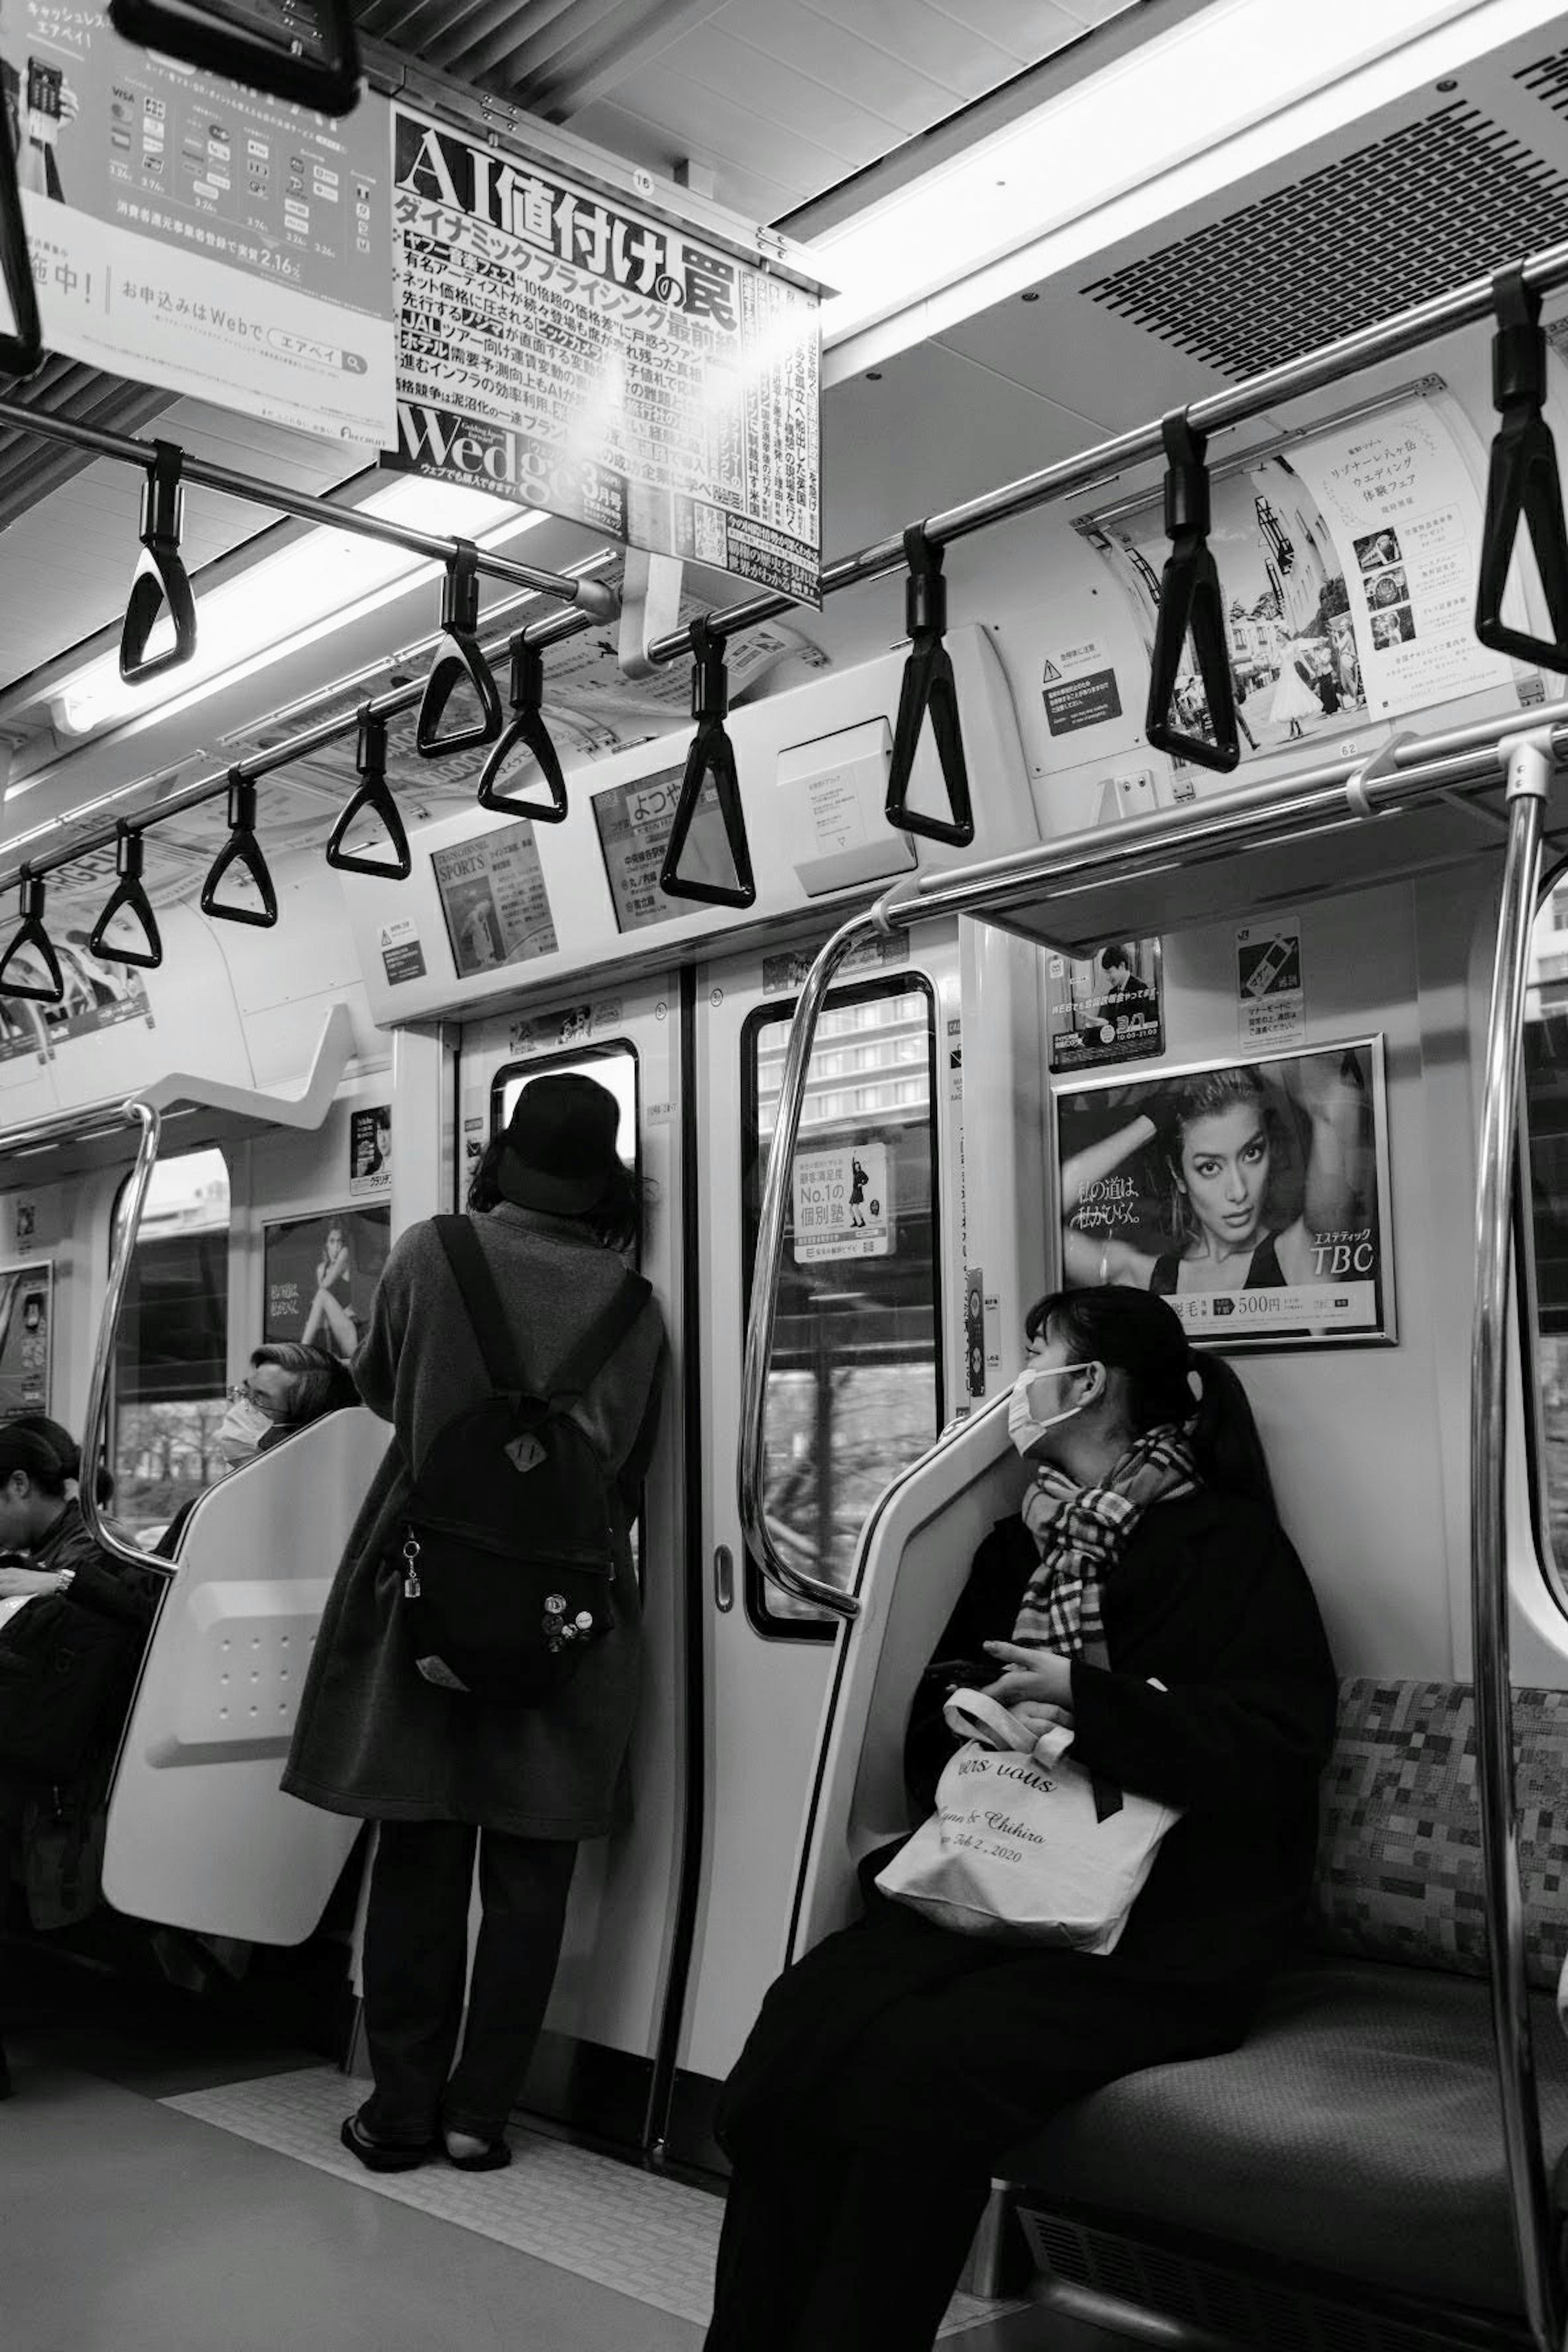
left=327, top=709, right=413, bottom=879
left=88, top=825, right=163, bottom=967
left=120, top=441, right=197, bottom=685
left=200, top=773, right=278, bottom=928
left=477, top=637, right=569, bottom=822
left=0, top=872, right=63, bottom=1003
left=1474, top=266, right=1568, bottom=674
left=433, top=1214, right=650, bottom=1404
left=1144, top=410, right=1241, bottom=774
left=659, top=617, right=757, bottom=909
left=416, top=542, right=504, bottom=758
left=884, top=525, right=974, bottom=846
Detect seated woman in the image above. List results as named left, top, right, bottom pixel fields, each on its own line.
left=704, top=1286, right=1336, bottom=2352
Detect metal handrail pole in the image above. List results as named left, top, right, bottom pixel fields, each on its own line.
left=78, top=1098, right=176, bottom=1581
left=738, top=908, right=886, bottom=1621
left=0, top=396, right=617, bottom=614
left=1470, top=729, right=1560, bottom=2352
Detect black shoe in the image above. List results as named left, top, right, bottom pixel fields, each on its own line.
left=340, top=2109, right=435, bottom=2173
left=443, top=2129, right=512, bottom=2172
left=0, top=2040, right=11, bottom=2102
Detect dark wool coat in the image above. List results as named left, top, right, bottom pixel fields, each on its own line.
left=281, top=1204, right=667, bottom=1839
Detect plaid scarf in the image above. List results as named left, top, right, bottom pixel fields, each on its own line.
left=1014, top=1425, right=1198, bottom=1659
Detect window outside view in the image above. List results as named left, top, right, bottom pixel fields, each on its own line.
left=111, top=1148, right=231, bottom=1542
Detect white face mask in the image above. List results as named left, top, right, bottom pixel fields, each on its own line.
left=1007, top=1361, right=1105, bottom=1460
left=217, top=1397, right=272, bottom=1465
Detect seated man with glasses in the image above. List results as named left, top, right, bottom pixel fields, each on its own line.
left=219, top=1343, right=359, bottom=1468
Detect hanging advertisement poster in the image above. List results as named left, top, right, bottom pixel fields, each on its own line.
left=1047, top=938, right=1164, bottom=1073
left=0, top=998, right=42, bottom=1062
left=791, top=1142, right=892, bottom=1264
left=1052, top=1038, right=1393, bottom=1348
left=1081, top=392, right=1515, bottom=764
left=386, top=105, right=821, bottom=603
left=0, top=916, right=154, bottom=1040
left=431, top=822, right=557, bottom=979
left=263, top=1205, right=390, bottom=1364
left=0, top=1, right=394, bottom=443
left=349, top=1105, right=391, bottom=1198
left=592, top=764, right=736, bottom=933
left=1236, top=914, right=1304, bottom=1047
left=0, top=1261, right=52, bottom=1414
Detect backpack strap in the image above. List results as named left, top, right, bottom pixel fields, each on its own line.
left=549, top=1270, right=653, bottom=1405
left=433, top=1214, right=528, bottom=1393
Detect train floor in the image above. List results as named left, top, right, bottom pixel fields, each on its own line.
left=0, top=1944, right=1161, bottom=2352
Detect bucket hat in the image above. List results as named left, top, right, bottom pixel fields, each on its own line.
left=497, top=1073, right=623, bottom=1215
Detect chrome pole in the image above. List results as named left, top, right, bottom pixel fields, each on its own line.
left=1470, top=728, right=1559, bottom=2352
left=737, top=908, right=885, bottom=1621
left=78, top=1098, right=174, bottom=1581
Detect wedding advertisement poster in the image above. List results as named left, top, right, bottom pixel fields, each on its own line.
left=1052, top=1038, right=1394, bottom=1347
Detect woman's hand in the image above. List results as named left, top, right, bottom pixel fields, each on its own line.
left=0, top=1564, right=63, bottom=1599
left=979, top=1641, right=1074, bottom=1708
left=1008, top=1700, right=1074, bottom=1739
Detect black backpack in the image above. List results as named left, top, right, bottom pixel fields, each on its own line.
left=397, top=1215, right=651, bottom=1706
left=0, top=1590, right=140, bottom=1781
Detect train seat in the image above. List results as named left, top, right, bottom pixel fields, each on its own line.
left=1001, top=1677, right=1568, bottom=2328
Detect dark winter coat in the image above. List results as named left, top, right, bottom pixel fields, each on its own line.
left=281, top=1204, right=667, bottom=1839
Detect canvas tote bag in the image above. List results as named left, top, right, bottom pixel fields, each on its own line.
left=876, top=1690, right=1183, bottom=1956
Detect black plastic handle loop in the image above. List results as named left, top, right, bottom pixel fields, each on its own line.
left=659, top=619, right=756, bottom=910
left=88, top=825, right=163, bottom=968
left=416, top=541, right=504, bottom=759
left=107, top=0, right=362, bottom=115
left=0, top=87, right=43, bottom=383
left=120, top=441, right=197, bottom=686
left=477, top=637, right=569, bottom=821
left=1144, top=410, right=1241, bottom=774
left=1475, top=266, right=1568, bottom=675
left=0, top=872, right=64, bottom=1004
left=326, top=709, right=412, bottom=879
left=200, top=773, right=278, bottom=929
left=884, top=525, right=975, bottom=847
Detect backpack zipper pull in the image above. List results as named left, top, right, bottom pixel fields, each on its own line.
left=402, top=1533, right=422, bottom=1600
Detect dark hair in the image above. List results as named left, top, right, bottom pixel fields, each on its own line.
left=1024, top=1287, right=1277, bottom=1512
left=250, top=1341, right=358, bottom=1426
left=7, top=1414, right=119, bottom=1506
left=1160, top=1067, right=1278, bottom=1245
left=1098, top=943, right=1134, bottom=976
left=467, top=1135, right=646, bottom=1254
left=0, top=1421, right=72, bottom=1497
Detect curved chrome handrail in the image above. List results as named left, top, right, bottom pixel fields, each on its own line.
left=78, top=1097, right=172, bottom=1579
left=737, top=908, right=886, bottom=1620
left=1470, top=729, right=1561, bottom=2352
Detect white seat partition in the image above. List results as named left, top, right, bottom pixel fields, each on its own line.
left=788, top=1397, right=1026, bottom=1963
left=103, top=1405, right=388, bottom=1945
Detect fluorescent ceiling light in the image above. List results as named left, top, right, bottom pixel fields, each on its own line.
left=51, top=476, right=543, bottom=740
left=811, top=0, right=1559, bottom=363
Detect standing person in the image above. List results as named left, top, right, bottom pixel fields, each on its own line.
left=282, top=1074, right=666, bottom=2172
left=703, top=1287, right=1335, bottom=2350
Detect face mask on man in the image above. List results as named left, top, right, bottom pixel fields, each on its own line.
left=1007, top=1361, right=1105, bottom=1461
left=216, top=1396, right=273, bottom=1466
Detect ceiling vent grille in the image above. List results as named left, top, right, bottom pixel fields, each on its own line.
left=1079, top=101, right=1568, bottom=380
left=1515, top=44, right=1568, bottom=116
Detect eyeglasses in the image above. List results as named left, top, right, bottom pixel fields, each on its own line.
left=227, top=1381, right=289, bottom=1420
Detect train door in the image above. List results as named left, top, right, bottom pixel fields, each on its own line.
left=454, top=975, right=686, bottom=2145
left=673, top=923, right=961, bottom=2145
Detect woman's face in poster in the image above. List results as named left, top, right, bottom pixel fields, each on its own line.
left=1175, top=1102, right=1271, bottom=1248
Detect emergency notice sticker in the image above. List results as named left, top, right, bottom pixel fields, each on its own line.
left=1236, top=916, right=1304, bottom=1047
left=791, top=1143, right=891, bottom=1263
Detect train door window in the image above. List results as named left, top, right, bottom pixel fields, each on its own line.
left=490, top=1041, right=641, bottom=1247
left=110, top=1147, right=230, bottom=1542
left=742, top=976, right=943, bottom=1633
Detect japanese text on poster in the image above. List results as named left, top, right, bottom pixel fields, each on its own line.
left=791, top=1143, right=892, bottom=1263
left=1236, top=915, right=1304, bottom=1047
left=1048, top=938, right=1163, bottom=1073
left=350, top=1105, right=391, bottom=1198
left=0, top=1, right=395, bottom=442
left=592, top=765, right=735, bottom=932
left=0, top=1261, right=51, bottom=1414
left=431, top=823, right=557, bottom=978
left=387, top=105, right=821, bottom=601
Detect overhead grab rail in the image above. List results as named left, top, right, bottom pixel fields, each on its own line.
left=415, top=541, right=506, bottom=758
left=477, top=635, right=569, bottom=822
left=326, top=708, right=412, bottom=879
left=739, top=694, right=1568, bottom=1619
left=7, top=241, right=1568, bottom=918
left=108, top=0, right=363, bottom=118
left=1475, top=269, right=1568, bottom=676
left=1143, top=410, right=1241, bottom=774
left=1469, top=726, right=1563, bottom=2352
left=0, top=98, right=44, bottom=383
left=659, top=616, right=756, bottom=908
left=199, top=773, right=277, bottom=928
left=884, top=526, right=975, bottom=845
left=120, top=441, right=197, bottom=685
left=88, top=824, right=162, bottom=968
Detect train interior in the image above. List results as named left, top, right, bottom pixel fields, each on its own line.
left=3, top=0, right=1568, bottom=2346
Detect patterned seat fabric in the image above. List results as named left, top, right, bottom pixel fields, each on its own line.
left=1305, top=1678, right=1568, bottom=1991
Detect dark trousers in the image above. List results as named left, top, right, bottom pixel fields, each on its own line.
left=704, top=1906, right=1247, bottom=2352
left=359, top=1819, right=577, bottom=2145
